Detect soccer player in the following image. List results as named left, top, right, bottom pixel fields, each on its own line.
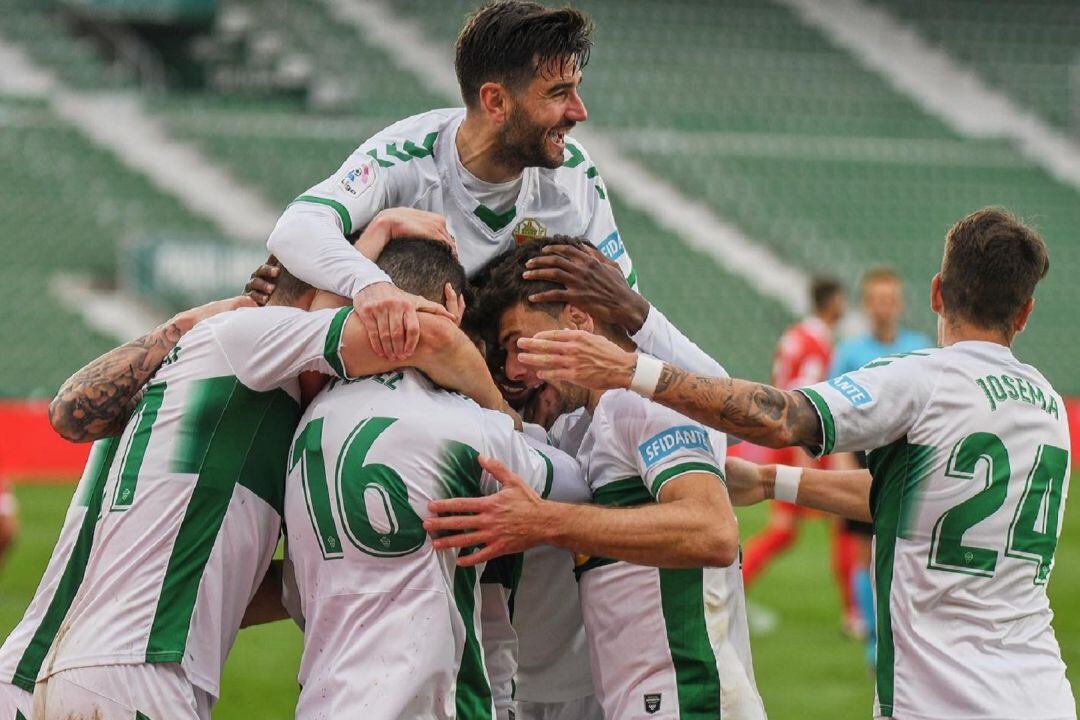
left=282, top=239, right=558, bottom=720
left=830, top=267, right=932, bottom=658
left=739, top=277, right=852, bottom=625
left=5, top=245, right=505, bottom=718
left=427, top=238, right=767, bottom=720
left=263, top=1, right=636, bottom=363
left=513, top=207, right=1075, bottom=720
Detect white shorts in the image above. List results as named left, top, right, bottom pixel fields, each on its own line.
left=33, top=663, right=212, bottom=720
left=0, top=681, right=31, bottom=719
left=517, top=694, right=604, bottom=720
left=0, top=491, right=16, bottom=518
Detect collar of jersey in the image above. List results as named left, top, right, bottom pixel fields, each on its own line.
left=439, top=112, right=538, bottom=239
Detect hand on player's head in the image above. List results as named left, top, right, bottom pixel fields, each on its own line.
left=244, top=255, right=280, bottom=306
left=353, top=282, right=455, bottom=361
left=523, top=243, right=648, bottom=334
left=516, top=329, right=635, bottom=391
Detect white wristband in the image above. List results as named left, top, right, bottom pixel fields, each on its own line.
left=629, top=354, right=665, bottom=398
left=773, top=465, right=803, bottom=503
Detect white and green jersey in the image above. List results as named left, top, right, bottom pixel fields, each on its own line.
left=574, top=390, right=765, bottom=720
left=284, top=369, right=554, bottom=720
left=800, top=341, right=1074, bottom=720
left=268, top=108, right=636, bottom=291
left=9, top=305, right=353, bottom=699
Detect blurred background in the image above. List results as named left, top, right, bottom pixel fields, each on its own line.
left=0, top=0, right=1077, bottom=717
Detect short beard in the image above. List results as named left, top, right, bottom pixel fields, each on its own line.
left=494, top=104, right=562, bottom=172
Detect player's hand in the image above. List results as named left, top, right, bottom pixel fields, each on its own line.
left=356, top=208, right=457, bottom=261
left=516, top=329, right=636, bottom=391
left=173, top=295, right=257, bottom=334
left=244, top=255, right=280, bottom=306
left=424, top=455, right=547, bottom=566
left=444, top=282, right=466, bottom=327
left=353, top=282, right=455, bottom=360
left=723, top=458, right=773, bottom=506
left=523, top=243, right=649, bottom=334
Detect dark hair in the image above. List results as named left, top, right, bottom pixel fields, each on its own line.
left=455, top=1, right=593, bottom=107
left=269, top=266, right=313, bottom=305
left=809, top=276, right=844, bottom=313
left=470, top=235, right=592, bottom=330
left=940, top=207, right=1049, bottom=335
left=376, top=238, right=466, bottom=305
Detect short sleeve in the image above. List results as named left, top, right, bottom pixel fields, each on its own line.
left=798, top=353, right=936, bottom=457
left=209, top=306, right=357, bottom=392
left=616, top=393, right=724, bottom=500
left=521, top=433, right=591, bottom=504
left=481, top=411, right=554, bottom=498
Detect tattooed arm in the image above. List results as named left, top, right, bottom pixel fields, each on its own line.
left=516, top=329, right=823, bottom=451
left=49, top=296, right=254, bottom=443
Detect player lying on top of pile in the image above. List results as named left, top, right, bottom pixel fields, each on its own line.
left=464, top=207, right=1075, bottom=720
left=0, top=214, right=519, bottom=720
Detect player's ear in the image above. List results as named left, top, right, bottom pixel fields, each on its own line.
left=562, top=304, right=594, bottom=333
left=478, top=82, right=511, bottom=124
left=1014, top=297, right=1035, bottom=335
left=929, top=273, right=944, bottom=315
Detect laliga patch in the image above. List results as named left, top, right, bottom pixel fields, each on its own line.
left=597, top=230, right=625, bottom=261
left=828, top=374, right=873, bottom=407
left=339, top=160, right=377, bottom=198
left=638, top=425, right=713, bottom=468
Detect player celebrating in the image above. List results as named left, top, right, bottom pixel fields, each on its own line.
left=284, top=238, right=563, bottom=720
left=427, top=238, right=766, bottom=720
left=740, top=277, right=853, bottom=629
left=513, top=208, right=1074, bottom=720
left=264, top=0, right=635, bottom=364
left=3, top=227, right=507, bottom=719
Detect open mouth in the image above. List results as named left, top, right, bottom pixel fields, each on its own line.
left=498, top=377, right=538, bottom=408
left=547, top=127, right=569, bottom=151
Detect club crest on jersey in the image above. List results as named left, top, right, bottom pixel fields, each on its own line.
left=643, top=693, right=662, bottom=714
left=597, top=230, right=625, bottom=261
left=513, top=217, right=546, bottom=244
left=638, top=425, right=713, bottom=468
left=340, top=161, right=376, bottom=198
left=828, top=375, right=872, bottom=407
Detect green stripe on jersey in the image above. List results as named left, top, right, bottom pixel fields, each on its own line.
left=798, top=387, right=836, bottom=456
left=438, top=441, right=483, bottom=498
left=291, top=195, right=353, bottom=235
left=659, top=568, right=722, bottom=719
left=12, top=437, right=120, bottom=691
left=650, top=461, right=723, bottom=498
left=592, top=476, right=652, bottom=507
left=866, top=436, right=935, bottom=716
left=473, top=205, right=517, bottom=232
left=626, top=267, right=638, bottom=289
left=322, top=307, right=352, bottom=379
left=534, top=449, right=554, bottom=499
left=16, top=710, right=27, bottom=720
left=146, top=377, right=299, bottom=662
left=112, top=382, right=167, bottom=510
left=454, top=561, right=494, bottom=719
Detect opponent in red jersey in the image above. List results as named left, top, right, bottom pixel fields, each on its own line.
left=741, top=278, right=856, bottom=628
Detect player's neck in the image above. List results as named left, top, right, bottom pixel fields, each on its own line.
left=457, top=114, right=523, bottom=184
left=871, top=324, right=897, bottom=344
left=939, top=318, right=1012, bottom=348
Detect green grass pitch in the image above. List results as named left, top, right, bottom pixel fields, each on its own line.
left=2, top=480, right=1077, bottom=718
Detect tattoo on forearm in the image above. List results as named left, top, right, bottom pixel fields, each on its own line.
left=48, top=321, right=183, bottom=442
left=654, top=365, right=823, bottom=449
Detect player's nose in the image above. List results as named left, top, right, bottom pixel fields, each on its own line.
left=566, top=92, right=587, bottom=123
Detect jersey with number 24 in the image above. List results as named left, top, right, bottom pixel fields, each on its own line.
left=800, top=341, right=1074, bottom=720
